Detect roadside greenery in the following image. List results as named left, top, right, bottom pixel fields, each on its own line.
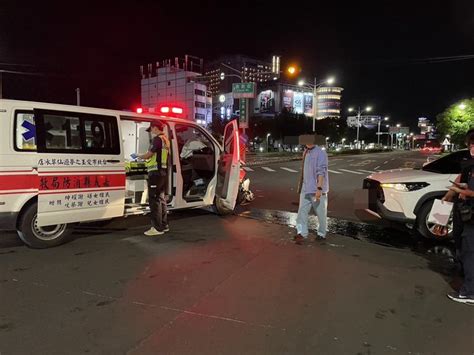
left=436, top=98, right=474, bottom=145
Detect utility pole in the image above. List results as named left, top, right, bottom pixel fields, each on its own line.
left=76, top=88, right=80, bottom=106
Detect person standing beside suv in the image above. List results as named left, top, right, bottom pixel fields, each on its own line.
left=294, top=134, right=329, bottom=244
left=442, top=129, right=474, bottom=304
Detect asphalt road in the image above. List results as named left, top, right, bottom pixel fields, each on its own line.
left=1, top=150, right=473, bottom=354
left=1, top=211, right=472, bottom=355
left=244, top=150, right=429, bottom=221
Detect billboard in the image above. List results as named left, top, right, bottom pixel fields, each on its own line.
left=283, top=90, right=293, bottom=109
left=347, top=115, right=381, bottom=128
left=282, top=89, right=313, bottom=114
left=303, top=94, right=314, bottom=116
left=293, top=92, right=304, bottom=114
left=389, top=126, right=410, bottom=135
left=257, top=90, right=275, bottom=113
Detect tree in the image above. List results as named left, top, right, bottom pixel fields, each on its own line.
left=313, top=117, right=348, bottom=143
left=436, top=98, right=474, bottom=145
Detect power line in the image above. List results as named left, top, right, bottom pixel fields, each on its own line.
left=410, top=54, right=474, bottom=64
left=0, top=62, right=35, bottom=67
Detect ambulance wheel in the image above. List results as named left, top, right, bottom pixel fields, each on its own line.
left=17, top=203, right=74, bottom=249
left=214, top=197, right=234, bottom=216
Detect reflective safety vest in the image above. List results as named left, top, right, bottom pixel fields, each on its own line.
left=146, top=135, right=169, bottom=173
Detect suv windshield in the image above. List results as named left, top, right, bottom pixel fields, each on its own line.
left=422, top=150, right=468, bottom=174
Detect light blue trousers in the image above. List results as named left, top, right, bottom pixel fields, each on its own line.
left=296, top=193, right=328, bottom=238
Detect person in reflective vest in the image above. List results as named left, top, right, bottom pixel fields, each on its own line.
left=131, top=121, right=170, bottom=236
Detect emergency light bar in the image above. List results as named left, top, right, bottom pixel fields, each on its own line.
left=171, top=107, right=183, bottom=114
left=160, top=107, right=170, bottom=113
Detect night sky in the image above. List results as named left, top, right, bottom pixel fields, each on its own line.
left=1, top=0, right=473, bottom=130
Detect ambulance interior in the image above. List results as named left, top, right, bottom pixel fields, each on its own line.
left=120, top=119, right=216, bottom=208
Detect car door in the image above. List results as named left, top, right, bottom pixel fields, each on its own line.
left=34, top=109, right=126, bottom=226
left=215, top=120, right=240, bottom=210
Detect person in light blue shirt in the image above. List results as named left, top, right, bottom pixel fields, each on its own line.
left=294, top=135, right=329, bottom=243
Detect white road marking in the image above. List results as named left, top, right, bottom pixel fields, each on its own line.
left=357, top=169, right=375, bottom=174
left=242, top=167, right=254, bottom=172
left=328, top=169, right=343, bottom=174
left=261, top=167, right=276, bottom=172
left=280, top=167, right=298, bottom=173
left=338, top=169, right=364, bottom=175
left=374, top=165, right=381, bottom=170
left=383, top=161, right=389, bottom=164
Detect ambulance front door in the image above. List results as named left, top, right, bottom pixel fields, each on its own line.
left=34, top=109, right=126, bottom=226
left=215, top=120, right=240, bottom=211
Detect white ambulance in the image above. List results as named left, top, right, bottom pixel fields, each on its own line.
left=0, top=99, right=241, bottom=248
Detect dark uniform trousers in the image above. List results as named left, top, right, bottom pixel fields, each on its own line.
left=148, top=171, right=168, bottom=231
left=459, top=219, right=474, bottom=296
left=457, top=161, right=474, bottom=296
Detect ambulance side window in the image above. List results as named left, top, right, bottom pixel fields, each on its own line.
left=84, top=118, right=117, bottom=152
left=15, top=111, right=37, bottom=151
left=44, top=114, right=82, bottom=150
left=35, top=109, right=120, bottom=155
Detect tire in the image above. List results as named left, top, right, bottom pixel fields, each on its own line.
left=17, top=202, right=74, bottom=249
left=416, top=199, right=453, bottom=240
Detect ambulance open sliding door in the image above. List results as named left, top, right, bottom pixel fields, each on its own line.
left=34, top=109, right=126, bottom=226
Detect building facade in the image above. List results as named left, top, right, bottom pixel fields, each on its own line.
left=250, top=83, right=343, bottom=119
left=140, top=56, right=212, bottom=125
left=204, top=55, right=280, bottom=97
left=316, top=86, right=343, bottom=119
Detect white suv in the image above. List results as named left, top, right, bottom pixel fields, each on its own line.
left=362, top=150, right=471, bottom=239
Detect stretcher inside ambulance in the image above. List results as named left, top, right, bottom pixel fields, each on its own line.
left=0, top=100, right=240, bottom=248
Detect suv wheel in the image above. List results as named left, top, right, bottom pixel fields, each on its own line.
left=416, top=199, right=453, bottom=239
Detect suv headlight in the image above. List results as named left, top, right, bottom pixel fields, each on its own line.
left=380, top=182, right=430, bottom=192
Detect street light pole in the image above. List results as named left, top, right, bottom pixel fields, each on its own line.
left=356, top=107, right=361, bottom=148
left=220, top=63, right=247, bottom=135
left=377, top=119, right=381, bottom=146
left=313, top=76, right=317, bottom=132
left=299, top=76, right=334, bottom=132
left=377, top=117, right=389, bottom=147
left=266, top=133, right=271, bottom=153
left=348, top=105, right=372, bottom=149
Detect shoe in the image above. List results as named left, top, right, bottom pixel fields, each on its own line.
left=292, top=234, right=304, bottom=241
left=293, top=234, right=306, bottom=245
left=163, top=226, right=170, bottom=232
left=447, top=292, right=474, bottom=305
left=144, top=227, right=165, bottom=236
left=317, top=234, right=327, bottom=240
